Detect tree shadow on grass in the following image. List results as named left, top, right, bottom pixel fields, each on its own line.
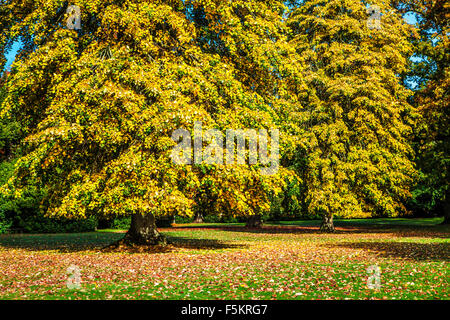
left=166, top=235, right=245, bottom=251
left=0, top=232, right=245, bottom=253
left=325, top=241, right=450, bottom=262
left=180, top=224, right=450, bottom=239
left=174, top=225, right=348, bottom=234
left=0, top=232, right=124, bottom=252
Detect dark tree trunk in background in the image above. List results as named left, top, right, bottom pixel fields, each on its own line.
left=443, top=213, right=450, bottom=224
left=97, top=219, right=112, bottom=230
left=124, top=213, right=167, bottom=245
left=442, top=199, right=450, bottom=225
left=193, top=212, right=204, bottom=223
left=320, top=214, right=335, bottom=232
left=246, top=215, right=263, bottom=228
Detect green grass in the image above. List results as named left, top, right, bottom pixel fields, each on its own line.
left=268, top=217, right=445, bottom=227
left=162, top=217, right=445, bottom=229
left=0, top=218, right=448, bottom=300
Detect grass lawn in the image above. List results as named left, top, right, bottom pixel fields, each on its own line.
left=0, top=218, right=448, bottom=300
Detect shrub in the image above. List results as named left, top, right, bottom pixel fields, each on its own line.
left=111, top=217, right=131, bottom=230
left=18, top=216, right=98, bottom=233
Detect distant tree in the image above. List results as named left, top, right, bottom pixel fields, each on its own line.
left=287, top=0, right=418, bottom=231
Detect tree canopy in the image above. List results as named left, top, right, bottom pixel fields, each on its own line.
left=287, top=0, right=418, bottom=230
left=0, top=0, right=298, bottom=242
left=0, top=0, right=447, bottom=240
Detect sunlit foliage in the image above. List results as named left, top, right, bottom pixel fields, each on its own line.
left=0, top=0, right=297, bottom=224
left=287, top=0, right=418, bottom=229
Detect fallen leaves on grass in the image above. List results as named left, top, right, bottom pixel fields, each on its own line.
left=0, top=225, right=448, bottom=300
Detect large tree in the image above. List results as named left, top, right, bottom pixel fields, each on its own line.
left=287, top=0, right=418, bottom=231
left=397, top=0, right=449, bottom=223
left=0, top=0, right=294, bottom=244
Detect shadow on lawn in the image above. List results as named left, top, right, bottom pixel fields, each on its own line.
left=0, top=232, right=123, bottom=252
left=0, top=232, right=244, bottom=253
left=326, top=241, right=450, bottom=261
left=167, top=236, right=245, bottom=251
left=185, top=224, right=450, bottom=239
left=174, top=225, right=358, bottom=234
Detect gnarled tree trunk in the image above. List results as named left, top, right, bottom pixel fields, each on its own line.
left=246, top=215, right=263, bottom=228
left=320, top=214, right=335, bottom=232
left=124, top=213, right=167, bottom=245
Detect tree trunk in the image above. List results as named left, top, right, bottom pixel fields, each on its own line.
left=442, top=199, right=450, bottom=225
left=320, top=214, right=335, bottom=232
left=124, top=213, right=167, bottom=245
left=246, top=215, right=263, bottom=228
left=193, top=212, right=204, bottom=223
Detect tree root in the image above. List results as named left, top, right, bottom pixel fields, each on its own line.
left=102, top=234, right=173, bottom=253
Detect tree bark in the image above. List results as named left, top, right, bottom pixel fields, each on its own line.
left=246, top=215, right=263, bottom=228
left=193, top=212, right=204, bottom=223
left=320, top=214, right=335, bottom=232
left=124, top=213, right=167, bottom=245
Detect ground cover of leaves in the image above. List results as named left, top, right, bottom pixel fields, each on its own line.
left=0, top=221, right=448, bottom=300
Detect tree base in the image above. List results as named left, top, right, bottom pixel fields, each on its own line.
left=193, top=213, right=204, bottom=223
left=320, top=215, right=335, bottom=233
left=102, top=235, right=172, bottom=253
left=440, top=196, right=450, bottom=224
left=441, top=202, right=449, bottom=225
left=122, top=232, right=168, bottom=246
left=123, top=213, right=168, bottom=245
